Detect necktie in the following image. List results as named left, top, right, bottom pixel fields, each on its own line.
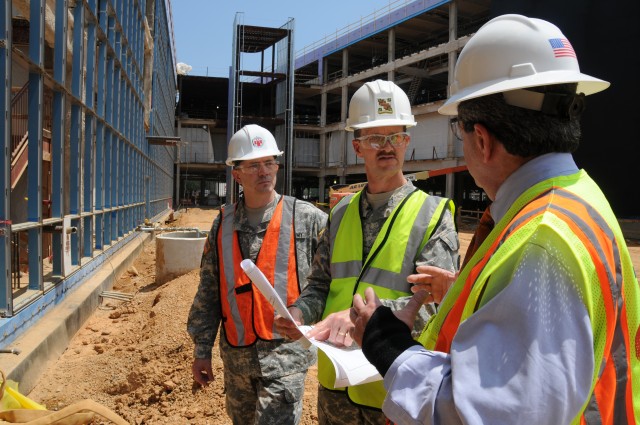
left=461, top=205, right=494, bottom=269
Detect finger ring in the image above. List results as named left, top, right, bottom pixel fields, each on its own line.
left=338, top=331, right=346, bottom=336
left=427, top=291, right=432, bottom=297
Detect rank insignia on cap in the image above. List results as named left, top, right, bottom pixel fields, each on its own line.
left=377, top=97, right=393, bottom=115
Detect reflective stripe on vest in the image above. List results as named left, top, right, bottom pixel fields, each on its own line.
left=319, top=188, right=453, bottom=409
left=418, top=172, right=639, bottom=424
left=217, top=196, right=300, bottom=347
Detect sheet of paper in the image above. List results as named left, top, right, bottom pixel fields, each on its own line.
left=307, top=336, right=382, bottom=387
left=240, top=259, right=382, bottom=387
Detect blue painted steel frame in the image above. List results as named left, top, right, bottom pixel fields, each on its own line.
left=27, top=0, right=44, bottom=291
left=69, top=2, right=85, bottom=269
left=0, top=0, right=12, bottom=314
left=0, top=0, right=175, bottom=341
left=95, top=1, right=107, bottom=251
left=70, top=3, right=84, bottom=217
left=51, top=0, right=68, bottom=277
left=83, top=0, right=98, bottom=260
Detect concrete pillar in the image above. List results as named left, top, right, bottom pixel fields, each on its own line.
left=319, top=176, right=326, bottom=204
left=341, top=49, right=349, bottom=185
left=388, top=27, right=395, bottom=81
left=445, top=172, right=455, bottom=200
left=175, top=121, right=181, bottom=206
left=446, top=2, right=458, bottom=158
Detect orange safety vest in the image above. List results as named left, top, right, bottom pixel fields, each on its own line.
left=217, top=196, right=300, bottom=347
left=419, top=173, right=640, bottom=424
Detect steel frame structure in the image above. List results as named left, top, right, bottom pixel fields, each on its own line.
left=0, top=0, right=176, bottom=347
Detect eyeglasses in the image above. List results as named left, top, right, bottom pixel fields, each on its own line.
left=355, top=132, right=410, bottom=150
left=234, top=160, right=280, bottom=174
left=450, top=118, right=464, bottom=141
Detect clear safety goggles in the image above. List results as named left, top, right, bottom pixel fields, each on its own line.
left=355, top=132, right=410, bottom=150
left=234, top=160, right=280, bottom=175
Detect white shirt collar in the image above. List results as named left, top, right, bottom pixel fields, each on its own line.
left=491, top=153, right=579, bottom=223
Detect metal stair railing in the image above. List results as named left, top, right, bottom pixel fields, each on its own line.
left=406, top=60, right=428, bottom=104
left=10, top=84, right=29, bottom=157
left=9, top=84, right=53, bottom=188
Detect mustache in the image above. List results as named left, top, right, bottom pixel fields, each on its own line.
left=376, top=150, right=396, bottom=158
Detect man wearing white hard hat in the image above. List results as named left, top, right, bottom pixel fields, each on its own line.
left=187, top=124, right=327, bottom=424
left=275, top=80, right=460, bottom=424
left=349, top=15, right=640, bottom=425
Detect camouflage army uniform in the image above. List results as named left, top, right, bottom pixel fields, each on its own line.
left=187, top=193, right=328, bottom=425
left=292, top=180, right=459, bottom=425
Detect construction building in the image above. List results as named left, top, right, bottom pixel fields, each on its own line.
left=176, top=0, right=489, bottom=211
left=175, top=0, right=638, bottom=222
left=1, top=0, right=638, bottom=393
left=1, top=0, right=178, bottom=390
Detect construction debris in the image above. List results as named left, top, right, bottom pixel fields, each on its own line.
left=99, top=291, right=135, bottom=302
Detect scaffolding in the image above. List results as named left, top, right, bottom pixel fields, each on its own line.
left=227, top=13, right=295, bottom=202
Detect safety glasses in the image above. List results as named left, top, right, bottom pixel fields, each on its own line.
left=450, top=118, right=464, bottom=141
left=234, top=160, right=279, bottom=175
left=355, top=132, right=410, bottom=150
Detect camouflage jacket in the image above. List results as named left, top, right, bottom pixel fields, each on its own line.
left=292, top=180, right=460, bottom=336
left=187, top=194, right=328, bottom=378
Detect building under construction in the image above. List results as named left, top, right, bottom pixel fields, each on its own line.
left=176, top=1, right=488, bottom=210
left=175, top=0, right=638, bottom=222
left=1, top=0, right=638, bottom=393
left=1, top=0, right=177, bottom=390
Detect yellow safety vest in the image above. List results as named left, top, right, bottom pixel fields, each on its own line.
left=418, top=171, right=640, bottom=425
left=319, top=188, right=453, bottom=409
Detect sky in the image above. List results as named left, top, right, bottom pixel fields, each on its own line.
left=171, top=0, right=397, bottom=77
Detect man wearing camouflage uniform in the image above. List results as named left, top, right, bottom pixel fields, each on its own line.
left=275, top=80, right=460, bottom=424
left=188, top=124, right=328, bottom=425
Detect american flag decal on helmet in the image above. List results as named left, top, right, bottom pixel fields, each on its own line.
left=549, top=38, right=576, bottom=58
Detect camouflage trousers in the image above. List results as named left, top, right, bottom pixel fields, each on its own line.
left=224, top=369, right=307, bottom=425
left=317, top=385, right=388, bottom=425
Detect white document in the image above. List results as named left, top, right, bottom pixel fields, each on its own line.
left=240, top=259, right=296, bottom=322
left=303, top=328, right=382, bottom=387
left=240, top=259, right=382, bottom=387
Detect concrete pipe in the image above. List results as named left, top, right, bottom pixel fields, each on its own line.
left=155, top=230, right=207, bottom=285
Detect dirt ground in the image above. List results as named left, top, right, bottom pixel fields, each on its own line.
left=26, top=207, right=640, bottom=424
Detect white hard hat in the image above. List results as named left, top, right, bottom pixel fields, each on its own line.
left=226, top=124, right=283, bottom=166
left=438, top=14, right=610, bottom=115
left=345, top=80, right=417, bottom=131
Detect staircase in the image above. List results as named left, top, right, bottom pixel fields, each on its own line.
left=406, top=60, right=429, bottom=104
left=10, top=83, right=52, bottom=189
left=9, top=83, right=53, bottom=279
